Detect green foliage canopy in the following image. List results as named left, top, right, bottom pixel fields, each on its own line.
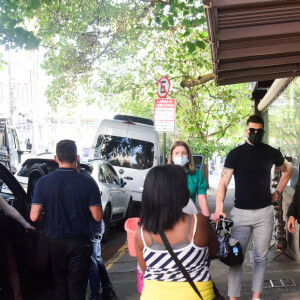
left=1, top=0, right=252, bottom=159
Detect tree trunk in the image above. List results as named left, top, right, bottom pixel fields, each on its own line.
left=204, top=162, right=209, bottom=188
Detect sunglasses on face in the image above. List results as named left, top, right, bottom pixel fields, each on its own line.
left=247, top=128, right=264, bottom=134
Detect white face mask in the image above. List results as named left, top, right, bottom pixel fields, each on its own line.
left=173, top=156, right=189, bottom=167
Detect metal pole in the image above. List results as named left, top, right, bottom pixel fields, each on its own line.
left=162, top=132, right=166, bottom=165
left=8, top=48, right=14, bottom=126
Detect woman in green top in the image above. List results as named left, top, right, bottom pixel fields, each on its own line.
left=168, top=141, right=210, bottom=216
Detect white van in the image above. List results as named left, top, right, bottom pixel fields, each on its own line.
left=89, top=115, right=160, bottom=203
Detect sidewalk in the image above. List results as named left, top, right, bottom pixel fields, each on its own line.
left=106, top=188, right=300, bottom=300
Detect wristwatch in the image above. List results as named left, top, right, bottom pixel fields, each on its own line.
left=275, top=190, right=281, bottom=194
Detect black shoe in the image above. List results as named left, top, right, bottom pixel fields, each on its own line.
left=102, top=290, right=118, bottom=300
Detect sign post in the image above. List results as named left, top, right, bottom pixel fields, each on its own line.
left=154, top=76, right=175, bottom=165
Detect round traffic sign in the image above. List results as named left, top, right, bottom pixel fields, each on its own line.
left=157, top=76, right=170, bottom=98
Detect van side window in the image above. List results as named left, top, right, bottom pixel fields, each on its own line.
left=95, top=135, right=154, bottom=170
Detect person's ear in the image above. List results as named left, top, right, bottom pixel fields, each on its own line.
left=54, top=155, right=59, bottom=163
left=77, top=155, right=80, bottom=162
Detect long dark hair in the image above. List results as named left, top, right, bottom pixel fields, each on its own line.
left=140, top=165, right=190, bottom=234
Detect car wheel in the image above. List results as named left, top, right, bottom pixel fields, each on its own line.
left=102, top=205, right=111, bottom=243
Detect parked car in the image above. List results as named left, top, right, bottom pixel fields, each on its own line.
left=83, top=158, right=133, bottom=241
left=1, top=156, right=133, bottom=242
left=2, top=154, right=58, bottom=192
left=193, top=154, right=205, bottom=174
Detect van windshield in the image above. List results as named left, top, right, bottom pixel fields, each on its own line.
left=94, top=135, right=154, bottom=170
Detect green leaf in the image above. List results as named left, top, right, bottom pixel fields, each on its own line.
left=183, top=9, right=190, bottom=16
left=157, top=2, right=165, bottom=10
left=173, top=10, right=178, bottom=17
left=195, top=40, right=206, bottom=49
left=194, top=17, right=206, bottom=26
left=181, top=19, right=190, bottom=28
left=29, top=0, right=40, bottom=10
left=178, top=2, right=186, bottom=10
left=187, top=42, right=196, bottom=53
left=199, top=32, right=208, bottom=39
left=167, top=15, right=174, bottom=26
left=148, top=18, right=152, bottom=26
left=155, top=17, right=161, bottom=24
left=182, top=29, right=192, bottom=37
left=161, top=20, right=168, bottom=30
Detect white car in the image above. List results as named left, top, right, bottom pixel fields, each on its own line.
left=1, top=156, right=133, bottom=242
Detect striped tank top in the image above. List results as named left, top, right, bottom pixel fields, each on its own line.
left=141, top=214, right=211, bottom=282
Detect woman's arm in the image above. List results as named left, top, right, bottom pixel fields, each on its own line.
left=196, top=170, right=210, bottom=216
left=135, top=227, right=147, bottom=273
left=0, top=196, right=32, bottom=228
left=206, top=218, right=218, bottom=257
left=195, top=214, right=218, bottom=257
left=197, top=194, right=210, bottom=217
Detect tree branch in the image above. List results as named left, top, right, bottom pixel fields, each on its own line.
left=180, top=73, right=215, bottom=88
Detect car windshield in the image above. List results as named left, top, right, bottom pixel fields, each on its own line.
left=94, top=135, right=154, bottom=170
left=17, top=159, right=58, bottom=177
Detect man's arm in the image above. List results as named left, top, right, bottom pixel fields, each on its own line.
left=30, top=204, right=44, bottom=222
left=89, top=205, right=103, bottom=222
left=276, top=159, right=292, bottom=192
left=211, top=168, right=234, bottom=222
left=271, top=159, right=292, bottom=203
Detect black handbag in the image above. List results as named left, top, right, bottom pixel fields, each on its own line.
left=211, top=217, right=244, bottom=267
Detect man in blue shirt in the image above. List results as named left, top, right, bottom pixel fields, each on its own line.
left=30, top=139, right=103, bottom=300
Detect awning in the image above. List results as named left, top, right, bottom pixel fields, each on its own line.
left=203, top=0, right=300, bottom=85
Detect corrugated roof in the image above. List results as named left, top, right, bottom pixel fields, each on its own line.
left=203, top=0, right=300, bottom=85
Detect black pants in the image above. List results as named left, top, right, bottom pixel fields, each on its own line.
left=48, top=235, right=92, bottom=300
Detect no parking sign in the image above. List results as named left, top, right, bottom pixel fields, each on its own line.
left=157, top=76, right=171, bottom=98
left=154, top=76, right=175, bottom=132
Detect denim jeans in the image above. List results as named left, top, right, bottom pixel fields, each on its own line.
left=228, top=205, right=274, bottom=297
left=89, top=220, right=113, bottom=300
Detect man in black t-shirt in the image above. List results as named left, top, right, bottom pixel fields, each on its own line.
left=211, top=115, right=292, bottom=300
left=30, top=140, right=103, bottom=300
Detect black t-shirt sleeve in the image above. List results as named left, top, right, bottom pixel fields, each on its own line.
left=273, top=149, right=285, bottom=166
left=224, top=149, right=236, bottom=169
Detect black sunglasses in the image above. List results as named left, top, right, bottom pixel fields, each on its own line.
left=248, top=128, right=264, bottom=134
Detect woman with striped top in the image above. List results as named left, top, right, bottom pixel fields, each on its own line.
left=135, top=165, right=218, bottom=300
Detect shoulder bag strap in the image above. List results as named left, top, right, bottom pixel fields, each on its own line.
left=159, top=231, right=203, bottom=300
